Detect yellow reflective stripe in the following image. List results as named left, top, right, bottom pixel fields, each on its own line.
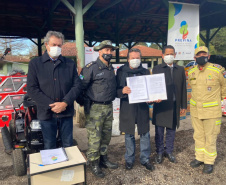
left=207, top=67, right=220, bottom=73
left=203, top=101, right=218, bottom=107
left=207, top=66, right=220, bottom=71
left=216, top=120, right=221, bottom=125
left=204, top=149, right=217, bottom=157
left=195, top=147, right=204, bottom=152
left=190, top=99, right=196, bottom=106
left=195, top=148, right=217, bottom=156
left=188, top=67, right=198, bottom=75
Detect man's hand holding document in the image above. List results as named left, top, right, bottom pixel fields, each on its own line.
left=126, top=73, right=167, bottom=104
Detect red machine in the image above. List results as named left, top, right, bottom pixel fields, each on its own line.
left=0, top=73, right=27, bottom=127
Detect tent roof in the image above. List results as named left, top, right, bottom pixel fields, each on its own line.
left=0, top=0, right=226, bottom=44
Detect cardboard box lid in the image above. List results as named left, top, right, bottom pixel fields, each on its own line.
left=29, top=146, right=86, bottom=175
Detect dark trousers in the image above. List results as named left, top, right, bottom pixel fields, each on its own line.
left=155, top=102, right=177, bottom=154
left=155, top=126, right=176, bottom=154
left=40, top=116, right=73, bottom=149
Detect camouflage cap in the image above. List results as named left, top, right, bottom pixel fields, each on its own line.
left=195, top=46, right=209, bottom=55
left=94, top=40, right=119, bottom=51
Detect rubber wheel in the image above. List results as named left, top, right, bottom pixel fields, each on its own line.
left=9, top=120, right=16, bottom=142
left=1, top=125, right=13, bottom=154
left=12, top=149, right=26, bottom=176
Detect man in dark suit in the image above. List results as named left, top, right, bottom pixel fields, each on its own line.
left=152, top=45, right=187, bottom=164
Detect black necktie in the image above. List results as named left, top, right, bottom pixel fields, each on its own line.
left=170, top=66, right=173, bottom=80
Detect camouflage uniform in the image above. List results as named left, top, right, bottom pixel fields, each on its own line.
left=80, top=42, right=117, bottom=162
left=86, top=103, right=113, bottom=161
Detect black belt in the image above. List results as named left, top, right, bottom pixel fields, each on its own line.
left=92, top=101, right=112, bottom=105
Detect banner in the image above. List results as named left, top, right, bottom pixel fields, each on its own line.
left=167, top=2, right=199, bottom=60
left=84, top=47, right=99, bottom=65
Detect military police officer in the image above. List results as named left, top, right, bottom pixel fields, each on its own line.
left=188, top=46, right=226, bottom=174
left=80, top=40, right=118, bottom=178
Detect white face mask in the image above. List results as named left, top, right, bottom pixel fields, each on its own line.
left=129, top=59, right=141, bottom=68
left=164, top=55, right=174, bottom=64
left=48, top=45, right=62, bottom=58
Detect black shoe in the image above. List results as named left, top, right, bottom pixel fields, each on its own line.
left=203, top=164, right=213, bottom=174
left=142, top=161, right=155, bottom=171
left=155, top=153, right=163, bottom=164
left=125, top=162, right=133, bottom=170
left=100, top=155, right=118, bottom=169
left=90, top=160, right=105, bottom=178
left=190, top=159, right=204, bottom=168
left=165, top=153, right=176, bottom=163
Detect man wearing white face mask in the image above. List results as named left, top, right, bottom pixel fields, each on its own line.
left=27, top=31, right=82, bottom=149
left=116, top=48, right=155, bottom=171
left=152, top=45, right=187, bottom=164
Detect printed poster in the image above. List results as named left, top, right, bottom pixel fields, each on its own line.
left=167, top=2, right=199, bottom=60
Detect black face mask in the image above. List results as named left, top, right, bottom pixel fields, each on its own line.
left=102, top=54, right=112, bottom=63
left=196, top=56, right=208, bottom=66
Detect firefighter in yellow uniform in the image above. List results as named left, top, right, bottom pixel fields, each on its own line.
left=188, top=46, right=226, bottom=174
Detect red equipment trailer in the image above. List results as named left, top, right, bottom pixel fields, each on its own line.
left=0, top=73, right=27, bottom=128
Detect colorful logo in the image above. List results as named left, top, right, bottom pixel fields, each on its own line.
left=180, top=21, right=189, bottom=40
left=51, top=156, right=57, bottom=161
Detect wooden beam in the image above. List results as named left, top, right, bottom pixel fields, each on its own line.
left=83, top=0, right=97, bottom=15
left=155, top=42, right=163, bottom=50
left=201, top=9, right=225, bottom=18
left=92, top=41, right=97, bottom=47
left=21, top=15, right=45, bottom=35
left=209, top=27, right=222, bottom=41
left=84, top=41, right=89, bottom=46
left=161, top=0, right=169, bottom=8
left=28, top=38, right=38, bottom=46
left=206, top=29, right=210, bottom=48
left=42, top=0, right=61, bottom=29
left=121, top=3, right=162, bottom=20
left=92, top=0, right=123, bottom=19
left=207, top=0, right=226, bottom=5
left=200, top=33, right=206, bottom=44
left=61, top=0, right=76, bottom=15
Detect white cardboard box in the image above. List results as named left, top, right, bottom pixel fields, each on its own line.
left=27, top=146, right=87, bottom=185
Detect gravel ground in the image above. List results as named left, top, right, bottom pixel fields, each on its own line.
left=0, top=118, right=226, bottom=185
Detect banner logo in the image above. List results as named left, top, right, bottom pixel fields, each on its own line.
left=180, top=21, right=189, bottom=39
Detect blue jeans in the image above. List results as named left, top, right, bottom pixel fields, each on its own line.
left=40, top=116, right=73, bottom=149
left=125, top=132, right=151, bottom=165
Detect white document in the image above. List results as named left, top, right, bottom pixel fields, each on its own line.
left=40, top=147, right=69, bottom=165
left=126, top=73, right=167, bottom=104
left=127, top=76, right=148, bottom=101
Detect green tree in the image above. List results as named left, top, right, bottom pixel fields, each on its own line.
left=149, top=43, right=161, bottom=50
left=211, top=27, right=226, bottom=56
left=119, top=44, right=127, bottom=50
left=135, top=42, right=148, bottom=46
left=200, top=27, right=226, bottom=56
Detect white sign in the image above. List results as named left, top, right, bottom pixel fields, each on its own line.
left=85, top=47, right=99, bottom=65
left=167, top=2, right=199, bottom=60
left=127, top=74, right=167, bottom=104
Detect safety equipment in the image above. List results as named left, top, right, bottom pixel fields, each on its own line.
left=188, top=63, right=226, bottom=119
left=129, top=59, right=141, bottom=68
left=102, top=54, right=112, bottom=63
left=164, top=55, right=174, bottom=64
left=189, top=62, right=226, bottom=164
left=48, top=46, right=61, bottom=58
left=196, top=56, right=208, bottom=66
